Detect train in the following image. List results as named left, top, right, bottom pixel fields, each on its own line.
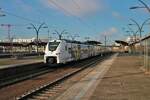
left=44, top=39, right=110, bottom=64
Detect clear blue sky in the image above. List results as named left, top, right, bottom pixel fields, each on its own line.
left=0, top=0, right=150, bottom=43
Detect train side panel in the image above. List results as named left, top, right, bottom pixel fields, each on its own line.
left=44, top=40, right=105, bottom=64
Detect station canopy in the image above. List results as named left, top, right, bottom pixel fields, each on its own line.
left=85, top=41, right=102, bottom=45
left=115, top=40, right=128, bottom=46
left=141, top=34, right=150, bottom=41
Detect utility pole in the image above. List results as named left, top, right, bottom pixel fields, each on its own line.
left=1, top=24, right=13, bottom=54
left=104, top=35, right=107, bottom=50
left=1, top=24, right=12, bottom=42
left=68, top=34, right=79, bottom=41
left=85, top=37, right=90, bottom=41
left=48, top=30, right=52, bottom=40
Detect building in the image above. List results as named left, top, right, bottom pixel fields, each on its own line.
left=0, top=38, right=49, bottom=53
left=12, top=38, right=35, bottom=43
left=126, top=36, right=140, bottom=44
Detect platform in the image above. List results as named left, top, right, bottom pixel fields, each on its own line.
left=55, top=53, right=150, bottom=100
left=0, top=57, right=43, bottom=69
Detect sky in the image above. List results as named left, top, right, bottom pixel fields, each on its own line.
left=0, top=0, right=150, bottom=44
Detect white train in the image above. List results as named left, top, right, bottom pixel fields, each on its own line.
left=44, top=39, right=108, bottom=64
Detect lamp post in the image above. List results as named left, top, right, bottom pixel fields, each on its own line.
left=27, top=23, right=48, bottom=53
left=129, top=18, right=150, bottom=56
left=129, top=0, right=150, bottom=72
left=129, top=18, right=150, bottom=40
left=85, top=37, right=90, bottom=41
left=127, top=26, right=138, bottom=39
left=122, top=26, right=139, bottom=43
left=68, top=34, right=79, bottom=41
left=53, top=30, right=68, bottom=40
left=0, top=8, right=6, bottom=17
left=130, top=0, right=150, bottom=13
left=47, top=29, right=52, bottom=40
left=122, top=27, right=132, bottom=37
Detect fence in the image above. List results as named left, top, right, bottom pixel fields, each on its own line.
left=142, top=37, right=150, bottom=72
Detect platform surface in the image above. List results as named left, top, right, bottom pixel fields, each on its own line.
left=0, top=57, right=43, bottom=69
left=55, top=53, right=150, bottom=100
left=55, top=54, right=117, bottom=100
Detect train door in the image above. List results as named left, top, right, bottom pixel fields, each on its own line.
left=67, top=44, right=76, bottom=61
left=63, top=42, right=71, bottom=63
left=87, top=45, right=91, bottom=57
left=70, top=43, right=76, bottom=60
left=58, top=41, right=68, bottom=63
left=77, top=44, right=81, bottom=60
left=74, top=44, right=78, bottom=60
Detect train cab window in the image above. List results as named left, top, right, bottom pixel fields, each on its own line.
left=48, top=42, right=60, bottom=51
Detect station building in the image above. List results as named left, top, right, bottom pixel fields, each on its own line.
left=0, top=38, right=48, bottom=53
left=115, top=34, right=150, bottom=73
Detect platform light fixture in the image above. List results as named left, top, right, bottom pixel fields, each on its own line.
left=27, top=23, right=48, bottom=53
left=129, top=0, right=150, bottom=13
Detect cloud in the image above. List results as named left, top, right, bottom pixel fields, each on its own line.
left=101, top=27, right=118, bottom=36
left=110, top=27, right=118, bottom=33
left=15, top=0, right=33, bottom=12
left=112, top=11, right=124, bottom=20
left=41, top=0, right=103, bottom=17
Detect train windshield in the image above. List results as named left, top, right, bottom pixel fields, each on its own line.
left=48, top=42, right=60, bottom=51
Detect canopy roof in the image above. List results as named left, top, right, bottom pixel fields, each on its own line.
left=115, top=40, right=128, bottom=46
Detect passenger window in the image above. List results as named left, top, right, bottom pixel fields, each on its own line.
left=65, top=46, right=67, bottom=50
left=78, top=45, right=81, bottom=50
left=68, top=48, right=71, bottom=53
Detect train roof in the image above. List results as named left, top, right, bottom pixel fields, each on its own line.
left=50, top=39, right=101, bottom=46
left=50, top=39, right=82, bottom=44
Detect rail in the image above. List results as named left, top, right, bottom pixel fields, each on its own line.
left=16, top=53, right=113, bottom=100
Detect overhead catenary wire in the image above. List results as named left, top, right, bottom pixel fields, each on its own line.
left=1, top=9, right=41, bottom=24
left=71, top=0, right=99, bottom=32
left=49, top=0, right=96, bottom=33
left=1, top=1, right=99, bottom=40
left=19, top=0, right=45, bottom=22
left=71, top=0, right=81, bottom=9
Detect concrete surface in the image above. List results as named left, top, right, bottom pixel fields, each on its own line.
left=55, top=54, right=117, bottom=100
left=0, top=59, right=43, bottom=69
left=89, top=54, right=150, bottom=100
left=52, top=53, right=150, bottom=100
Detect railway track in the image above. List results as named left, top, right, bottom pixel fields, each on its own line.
left=0, top=53, right=113, bottom=100
left=16, top=53, right=113, bottom=100
left=0, top=63, right=50, bottom=88
left=0, top=55, right=99, bottom=88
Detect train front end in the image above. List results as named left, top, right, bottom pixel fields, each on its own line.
left=44, top=40, right=61, bottom=64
